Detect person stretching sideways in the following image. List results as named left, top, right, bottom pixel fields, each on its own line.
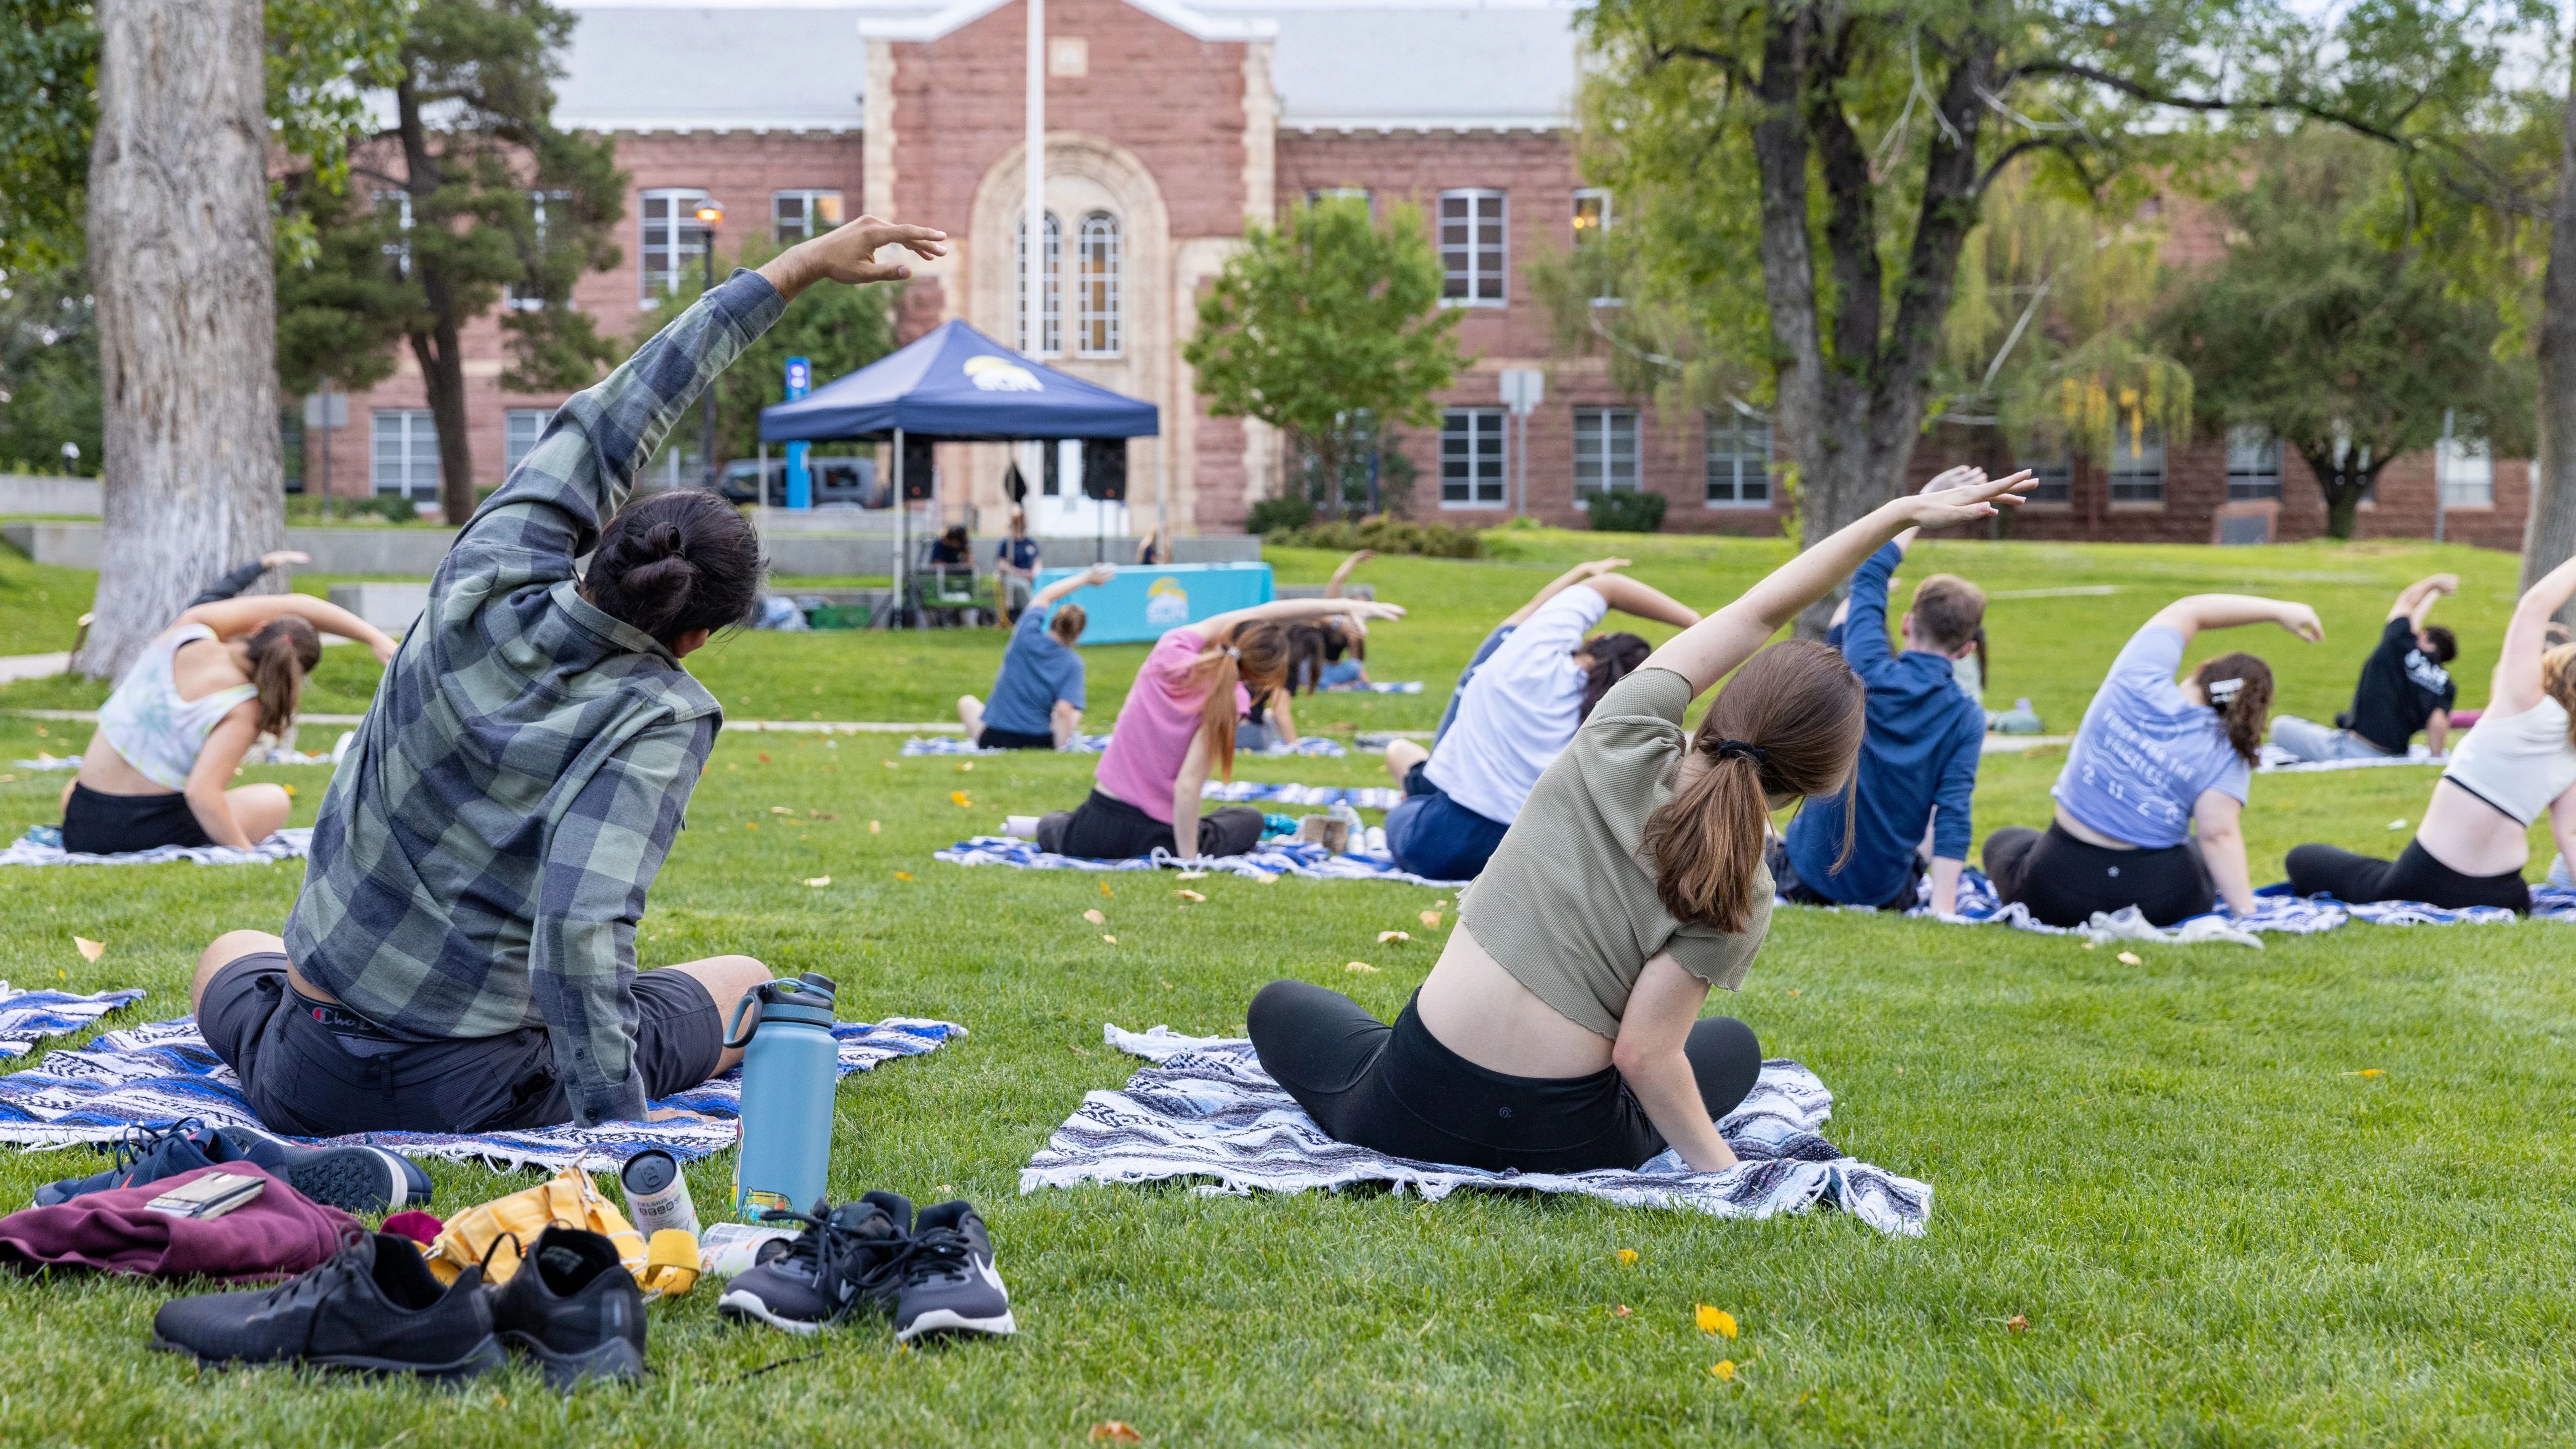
left=1773, top=467, right=1991, bottom=916
left=1382, top=565, right=1697, bottom=881
left=188, top=214, right=948, bottom=1137
left=1428, top=556, right=1630, bottom=746
left=958, top=563, right=1113, bottom=749
left=1982, top=593, right=2321, bottom=927
left=1245, top=472, right=2034, bottom=1174
left=2271, top=573, right=2461, bottom=763
left=2285, top=555, right=2576, bottom=913
left=1038, top=594, right=1404, bottom=860
left=62, top=551, right=394, bottom=855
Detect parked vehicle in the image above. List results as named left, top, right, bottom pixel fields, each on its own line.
left=715, top=456, right=884, bottom=509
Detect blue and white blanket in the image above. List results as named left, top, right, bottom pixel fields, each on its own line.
left=0, top=984, right=144, bottom=1059
left=0, top=826, right=313, bottom=868
left=900, top=734, right=1349, bottom=759
left=0, top=1015, right=965, bottom=1171
left=1021, top=1025, right=1930, bottom=1238
left=1200, top=780, right=1404, bottom=811
left=1909, top=866, right=2576, bottom=944
left=935, top=833, right=1465, bottom=886
left=1322, top=681, right=1423, bottom=695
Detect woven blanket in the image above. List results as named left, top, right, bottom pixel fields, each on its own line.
left=1911, top=866, right=2576, bottom=941
left=0, top=984, right=144, bottom=1059
left=0, top=826, right=313, bottom=868
left=2257, top=742, right=2445, bottom=773
left=899, top=734, right=1348, bottom=759
left=0, top=1015, right=965, bottom=1172
left=1020, top=1025, right=1930, bottom=1238
left=935, top=832, right=1466, bottom=886
left=1201, top=780, right=1405, bottom=811
left=1322, top=681, right=1423, bottom=694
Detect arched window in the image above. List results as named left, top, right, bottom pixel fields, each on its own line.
left=1075, top=211, right=1121, bottom=357
left=1017, top=211, right=1061, bottom=356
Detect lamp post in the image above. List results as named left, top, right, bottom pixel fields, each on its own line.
left=694, top=200, right=726, bottom=491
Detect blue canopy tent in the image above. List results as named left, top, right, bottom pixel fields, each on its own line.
left=759, top=320, right=1161, bottom=620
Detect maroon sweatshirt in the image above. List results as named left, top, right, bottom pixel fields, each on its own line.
left=0, top=1165, right=356, bottom=1281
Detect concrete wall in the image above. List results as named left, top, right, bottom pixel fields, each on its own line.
left=762, top=530, right=1259, bottom=575
left=0, top=475, right=104, bottom=516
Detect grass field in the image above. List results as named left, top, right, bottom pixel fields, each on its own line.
left=0, top=530, right=2570, bottom=1444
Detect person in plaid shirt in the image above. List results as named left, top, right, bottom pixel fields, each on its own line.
left=187, top=216, right=946, bottom=1135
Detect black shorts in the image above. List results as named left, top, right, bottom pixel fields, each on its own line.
left=62, top=782, right=210, bottom=855
left=976, top=725, right=1055, bottom=750
left=198, top=952, right=727, bottom=1137
left=1036, top=789, right=1266, bottom=860
left=1983, top=822, right=2214, bottom=928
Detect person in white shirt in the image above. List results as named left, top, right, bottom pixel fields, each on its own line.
left=1382, top=569, right=1698, bottom=879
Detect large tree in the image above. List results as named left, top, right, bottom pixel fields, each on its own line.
left=279, top=0, right=624, bottom=524
left=1185, top=197, right=1463, bottom=515
left=2157, top=130, right=2529, bottom=539
left=1578, top=0, right=2523, bottom=629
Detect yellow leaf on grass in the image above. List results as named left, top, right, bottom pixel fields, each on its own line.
left=803, top=876, right=831, bottom=888
left=758, top=752, right=772, bottom=764
left=770, top=806, right=795, bottom=816
left=880, top=759, right=897, bottom=769
left=1089, top=1424, right=1144, bottom=1444
left=280, top=783, right=296, bottom=797
left=1345, top=960, right=1379, bottom=974
left=1084, top=909, right=1106, bottom=925
left=1099, top=880, right=1115, bottom=898
left=958, top=761, right=975, bottom=773
left=1176, top=870, right=1209, bottom=880
left=1378, top=930, right=1411, bottom=944
left=1611, top=1304, right=1632, bottom=1318
left=1175, top=889, right=1206, bottom=902
left=1710, top=1360, right=1736, bottom=1382
left=869, top=820, right=882, bottom=834
left=950, top=791, right=973, bottom=808
left=744, top=822, right=759, bottom=831
left=1419, top=911, right=1442, bottom=928
left=73, top=936, right=104, bottom=962
left=894, top=870, right=913, bottom=881
left=1614, top=1248, right=1638, bottom=1265
left=1102, top=934, right=1118, bottom=944
left=1696, top=1305, right=1738, bottom=1339
left=2006, top=1314, right=2029, bottom=1332
left=2348, top=1068, right=2387, bottom=1078
left=2116, top=950, right=2142, bottom=965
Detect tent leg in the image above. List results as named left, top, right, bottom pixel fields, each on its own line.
left=894, top=428, right=906, bottom=631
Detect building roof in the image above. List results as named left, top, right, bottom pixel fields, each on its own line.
left=553, top=0, right=1577, bottom=133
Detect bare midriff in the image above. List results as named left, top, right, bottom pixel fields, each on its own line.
left=1414, top=921, right=1615, bottom=1079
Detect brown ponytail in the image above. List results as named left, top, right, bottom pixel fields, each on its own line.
left=1181, top=619, right=1295, bottom=779
left=1642, top=639, right=1865, bottom=933
left=245, top=616, right=323, bottom=739
left=2192, top=653, right=2273, bottom=766
left=2541, top=643, right=2576, bottom=747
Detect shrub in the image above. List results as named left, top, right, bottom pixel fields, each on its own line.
left=1267, top=515, right=1481, bottom=558
left=1586, top=490, right=1667, bottom=534
left=1246, top=494, right=1316, bottom=535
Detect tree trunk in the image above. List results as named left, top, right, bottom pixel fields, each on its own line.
left=2526, top=49, right=2576, bottom=598
left=414, top=326, right=476, bottom=524
left=78, top=0, right=284, bottom=680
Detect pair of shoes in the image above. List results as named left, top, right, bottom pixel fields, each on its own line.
left=716, top=1193, right=1014, bottom=1341
left=151, top=1224, right=645, bottom=1389
left=36, top=1117, right=431, bottom=1215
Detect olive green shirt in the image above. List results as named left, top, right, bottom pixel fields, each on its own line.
left=1458, top=666, right=1772, bottom=1039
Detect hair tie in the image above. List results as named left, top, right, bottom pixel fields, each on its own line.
left=1709, top=738, right=1767, bottom=765
left=1225, top=646, right=1240, bottom=660
left=2206, top=676, right=2243, bottom=705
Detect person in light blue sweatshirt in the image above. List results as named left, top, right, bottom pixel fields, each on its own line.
left=1773, top=468, right=1992, bottom=916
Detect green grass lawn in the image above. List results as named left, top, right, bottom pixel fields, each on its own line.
left=0, top=532, right=2570, bottom=1442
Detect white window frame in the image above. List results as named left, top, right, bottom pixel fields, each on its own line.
left=1572, top=187, right=1612, bottom=244
left=371, top=409, right=438, bottom=504
left=1074, top=211, right=1121, bottom=358
left=1573, top=407, right=1640, bottom=501
left=505, top=190, right=575, bottom=312
left=2108, top=425, right=2166, bottom=505
left=2439, top=435, right=2495, bottom=507
left=639, top=188, right=710, bottom=304
left=1440, top=408, right=1507, bottom=508
left=503, top=408, right=550, bottom=477
left=2225, top=424, right=2282, bottom=501
left=1704, top=411, right=1772, bottom=508
left=1438, top=189, right=1507, bottom=308
left=1017, top=211, right=1062, bottom=357
left=771, top=189, right=844, bottom=246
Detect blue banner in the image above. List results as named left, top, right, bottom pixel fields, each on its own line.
left=1030, top=562, right=1275, bottom=646
left=783, top=356, right=812, bottom=509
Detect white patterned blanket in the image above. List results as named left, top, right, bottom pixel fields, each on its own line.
left=0, top=826, right=313, bottom=868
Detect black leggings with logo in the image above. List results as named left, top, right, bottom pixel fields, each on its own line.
left=1981, top=822, right=2215, bottom=928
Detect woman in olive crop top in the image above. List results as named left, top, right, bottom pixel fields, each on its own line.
left=1246, top=470, right=2036, bottom=1174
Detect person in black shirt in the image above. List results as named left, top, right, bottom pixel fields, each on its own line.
left=2271, top=574, right=2459, bottom=761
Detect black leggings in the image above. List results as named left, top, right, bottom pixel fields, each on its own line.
left=2285, top=839, right=2531, bottom=913
left=1982, top=822, right=2215, bottom=928
left=1244, top=982, right=1762, bottom=1174
left=1038, top=789, right=1266, bottom=860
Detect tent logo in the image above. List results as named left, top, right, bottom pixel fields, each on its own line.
left=1145, top=576, right=1189, bottom=626
left=964, top=356, right=1043, bottom=393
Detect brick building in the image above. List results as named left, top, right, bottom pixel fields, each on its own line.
left=304, top=0, right=2522, bottom=547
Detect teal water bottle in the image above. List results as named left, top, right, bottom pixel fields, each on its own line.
left=726, top=973, right=839, bottom=1222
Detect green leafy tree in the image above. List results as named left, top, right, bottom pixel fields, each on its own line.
left=277, top=0, right=625, bottom=523
left=2156, top=129, right=2531, bottom=539
left=0, top=263, right=100, bottom=471
left=1185, top=197, right=1463, bottom=518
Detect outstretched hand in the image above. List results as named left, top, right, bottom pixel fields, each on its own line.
left=1339, top=600, right=1406, bottom=635
left=260, top=550, right=313, bottom=572
left=762, top=215, right=949, bottom=300
left=1898, top=469, right=2034, bottom=530
left=1578, top=557, right=1632, bottom=579
left=1081, top=563, right=1116, bottom=586
left=2276, top=603, right=2325, bottom=643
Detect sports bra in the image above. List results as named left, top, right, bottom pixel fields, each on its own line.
left=2440, top=696, right=2576, bottom=826
left=95, top=625, right=257, bottom=791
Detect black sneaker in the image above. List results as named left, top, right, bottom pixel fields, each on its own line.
left=488, top=1224, right=646, bottom=1389
left=895, top=1201, right=1015, bottom=1341
left=152, top=1231, right=503, bottom=1382
left=33, top=1117, right=431, bottom=1215
left=716, top=1192, right=914, bottom=1334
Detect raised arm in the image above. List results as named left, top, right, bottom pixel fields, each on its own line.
left=1197, top=597, right=1405, bottom=637
left=2142, top=595, right=2324, bottom=648
left=1030, top=562, right=1115, bottom=613
left=1502, top=557, right=1630, bottom=627
left=1585, top=573, right=1701, bottom=630
left=178, top=593, right=398, bottom=664
left=1642, top=472, right=2034, bottom=697
left=2490, top=553, right=2576, bottom=714
left=1891, top=466, right=1988, bottom=555
left=2388, top=573, right=2460, bottom=629
left=1322, top=550, right=1375, bottom=598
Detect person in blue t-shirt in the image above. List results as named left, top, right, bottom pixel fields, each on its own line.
left=995, top=509, right=1043, bottom=621
left=958, top=563, right=1113, bottom=749
left=1770, top=469, right=1991, bottom=915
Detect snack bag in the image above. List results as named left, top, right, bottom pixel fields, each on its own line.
left=424, top=1162, right=648, bottom=1285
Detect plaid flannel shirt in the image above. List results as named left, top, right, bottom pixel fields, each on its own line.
left=285, top=270, right=785, bottom=1126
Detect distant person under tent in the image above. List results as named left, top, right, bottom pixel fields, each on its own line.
left=1981, top=593, right=2322, bottom=928
left=1772, top=467, right=1992, bottom=917
left=958, top=564, right=1113, bottom=750
left=2271, top=574, right=2460, bottom=763
left=995, top=509, right=1042, bottom=622
left=188, top=213, right=948, bottom=1138
left=59, top=550, right=393, bottom=856
left=1244, top=471, right=2032, bottom=1176
left=929, top=525, right=971, bottom=568
left=2285, top=556, right=2576, bottom=914
left=1035, top=594, right=1403, bottom=861
left=1382, top=563, right=1696, bottom=881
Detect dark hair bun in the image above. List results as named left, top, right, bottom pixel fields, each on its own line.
left=587, top=490, right=765, bottom=650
